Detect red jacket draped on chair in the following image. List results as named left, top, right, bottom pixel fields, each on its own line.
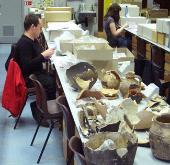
left=2, top=59, right=27, bottom=117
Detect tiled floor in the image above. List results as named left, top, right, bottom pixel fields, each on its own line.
left=0, top=44, right=66, bottom=165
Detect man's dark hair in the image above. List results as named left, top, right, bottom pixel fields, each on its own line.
left=24, top=13, right=40, bottom=31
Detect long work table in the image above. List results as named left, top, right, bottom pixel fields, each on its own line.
left=125, top=27, right=170, bottom=53
left=43, top=28, right=170, bottom=165
left=51, top=55, right=169, bottom=165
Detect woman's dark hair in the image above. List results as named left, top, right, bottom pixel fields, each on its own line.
left=104, top=3, right=121, bottom=23
left=24, top=13, right=40, bottom=31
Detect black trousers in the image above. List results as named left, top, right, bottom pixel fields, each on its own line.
left=35, top=71, right=57, bottom=100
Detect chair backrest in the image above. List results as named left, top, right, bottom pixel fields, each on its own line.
left=69, top=136, right=86, bottom=165
left=5, top=43, right=17, bottom=71
left=56, top=95, right=75, bottom=140
left=29, top=74, right=48, bottom=116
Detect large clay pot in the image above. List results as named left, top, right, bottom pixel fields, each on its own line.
left=66, top=62, right=98, bottom=91
left=101, top=70, right=121, bottom=90
left=84, top=132, right=138, bottom=165
left=149, top=113, right=170, bottom=160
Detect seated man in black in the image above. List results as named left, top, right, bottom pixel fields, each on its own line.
left=15, top=13, right=56, bottom=125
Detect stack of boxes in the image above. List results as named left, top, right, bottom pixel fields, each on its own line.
left=156, top=18, right=170, bottom=47
left=137, top=19, right=170, bottom=48
left=120, top=4, right=147, bottom=26
left=146, top=43, right=151, bottom=61
left=44, top=7, right=72, bottom=27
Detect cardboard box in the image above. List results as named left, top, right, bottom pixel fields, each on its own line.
left=137, top=24, right=144, bottom=36
left=146, top=44, right=151, bottom=61
left=73, top=43, right=113, bottom=61
left=137, top=23, right=157, bottom=42
left=152, top=30, right=157, bottom=43
left=156, top=18, right=164, bottom=33
left=44, top=11, right=72, bottom=23
left=47, top=22, right=83, bottom=41
left=157, top=32, right=165, bottom=45
left=164, top=71, right=170, bottom=82
left=142, top=24, right=156, bottom=41
left=165, top=34, right=169, bottom=47
left=120, top=16, right=147, bottom=26
left=120, top=4, right=140, bottom=17
left=148, top=9, right=168, bottom=18
left=60, top=36, right=108, bottom=53
left=163, top=19, right=170, bottom=34
left=46, top=7, right=72, bottom=12
left=156, top=18, right=170, bottom=34
left=164, top=62, right=170, bottom=72
left=165, top=53, right=170, bottom=63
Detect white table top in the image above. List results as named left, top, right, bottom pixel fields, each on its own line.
left=125, top=27, right=170, bottom=53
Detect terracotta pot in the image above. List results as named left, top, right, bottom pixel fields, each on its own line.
left=84, top=132, right=138, bottom=165
left=101, top=70, right=121, bottom=90
left=66, top=62, right=98, bottom=91
left=149, top=113, right=170, bottom=160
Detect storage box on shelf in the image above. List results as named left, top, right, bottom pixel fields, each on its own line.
left=152, top=30, right=157, bottom=43
left=45, top=7, right=72, bottom=12
left=146, top=43, right=151, bottom=61
left=164, top=71, right=170, bottom=82
left=119, top=4, right=140, bottom=17
left=148, top=9, right=168, bottom=19
left=142, top=24, right=156, bottom=41
left=165, top=35, right=169, bottom=47
left=156, top=18, right=170, bottom=46
left=137, top=24, right=144, bottom=36
left=120, top=16, right=147, bottom=26
left=157, top=32, right=166, bottom=45
left=137, top=23, right=166, bottom=44
left=156, top=18, right=170, bottom=34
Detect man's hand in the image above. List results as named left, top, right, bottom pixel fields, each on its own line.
left=41, top=48, right=55, bottom=59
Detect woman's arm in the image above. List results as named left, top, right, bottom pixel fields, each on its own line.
left=110, top=22, right=128, bottom=37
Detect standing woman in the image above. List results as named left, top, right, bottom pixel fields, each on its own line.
left=103, top=3, right=129, bottom=48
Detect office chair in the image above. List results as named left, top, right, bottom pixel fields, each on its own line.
left=56, top=95, right=75, bottom=164
left=29, top=74, right=62, bottom=163
left=69, top=136, right=86, bottom=165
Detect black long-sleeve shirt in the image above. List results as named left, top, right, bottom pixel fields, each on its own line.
left=16, top=35, right=45, bottom=77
